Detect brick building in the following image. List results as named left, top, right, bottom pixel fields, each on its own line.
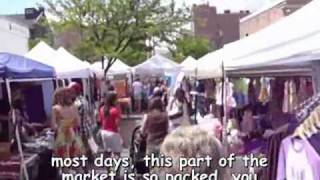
left=192, top=4, right=249, bottom=49
left=240, top=0, right=311, bottom=38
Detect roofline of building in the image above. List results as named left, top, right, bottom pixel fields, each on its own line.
left=240, top=0, right=286, bottom=23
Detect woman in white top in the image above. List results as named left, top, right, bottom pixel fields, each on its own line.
left=168, top=88, right=191, bottom=131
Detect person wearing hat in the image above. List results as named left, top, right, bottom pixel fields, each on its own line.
left=68, top=82, right=90, bottom=154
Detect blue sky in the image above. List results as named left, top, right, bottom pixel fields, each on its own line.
left=0, top=0, right=41, bottom=14
left=0, top=0, right=274, bottom=15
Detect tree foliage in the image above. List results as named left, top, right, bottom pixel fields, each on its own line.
left=44, top=0, right=190, bottom=75
left=172, top=34, right=214, bottom=62
left=28, top=16, right=55, bottom=49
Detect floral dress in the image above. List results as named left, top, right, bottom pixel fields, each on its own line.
left=53, top=105, right=84, bottom=158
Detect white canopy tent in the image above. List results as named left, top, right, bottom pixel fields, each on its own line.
left=224, top=0, right=320, bottom=71
left=181, top=56, right=197, bottom=76
left=25, top=42, right=91, bottom=79
left=196, top=49, right=224, bottom=79
left=226, top=31, right=320, bottom=76
left=55, top=47, right=92, bottom=78
left=133, top=54, right=181, bottom=75
left=25, top=41, right=56, bottom=63
left=90, top=58, right=132, bottom=78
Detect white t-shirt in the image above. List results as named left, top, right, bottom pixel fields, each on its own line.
left=132, top=81, right=143, bottom=95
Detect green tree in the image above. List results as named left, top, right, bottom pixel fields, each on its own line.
left=172, top=35, right=214, bottom=62
left=44, top=0, right=190, bottom=75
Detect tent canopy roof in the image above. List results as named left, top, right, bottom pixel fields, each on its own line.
left=134, top=54, right=180, bottom=74
left=25, top=41, right=56, bottom=63
left=224, top=0, right=320, bottom=71
left=196, top=49, right=224, bottom=79
left=90, top=58, right=131, bottom=77
left=181, top=56, right=197, bottom=67
left=0, top=53, right=55, bottom=79
left=181, top=56, right=197, bottom=75
left=25, top=42, right=91, bottom=78
left=50, top=47, right=91, bottom=78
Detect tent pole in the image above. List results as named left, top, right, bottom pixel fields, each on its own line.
left=55, top=79, right=59, bottom=88
left=221, top=61, right=228, bottom=149
left=194, top=67, right=198, bottom=124
left=6, top=79, right=29, bottom=180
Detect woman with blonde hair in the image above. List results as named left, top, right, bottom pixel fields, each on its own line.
left=157, top=126, right=228, bottom=179
left=52, top=88, right=84, bottom=158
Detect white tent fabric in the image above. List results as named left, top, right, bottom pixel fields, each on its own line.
left=224, top=0, right=320, bottom=70
left=134, top=54, right=181, bottom=75
left=25, top=41, right=56, bottom=63
left=196, top=49, right=224, bottom=79
left=25, top=42, right=91, bottom=78
left=53, top=47, right=91, bottom=78
left=227, top=31, right=320, bottom=70
left=90, top=58, right=132, bottom=78
left=180, top=56, right=197, bottom=76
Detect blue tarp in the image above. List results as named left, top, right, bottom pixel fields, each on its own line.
left=0, top=53, right=55, bottom=79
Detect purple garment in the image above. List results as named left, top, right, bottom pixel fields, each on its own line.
left=277, top=136, right=320, bottom=180
left=309, top=133, right=320, bottom=155
left=243, top=139, right=267, bottom=154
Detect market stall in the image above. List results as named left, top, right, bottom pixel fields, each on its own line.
left=0, top=52, right=56, bottom=180
left=134, top=54, right=181, bottom=91
left=134, top=54, right=181, bottom=76
left=26, top=42, right=94, bottom=116
left=91, top=58, right=132, bottom=114
left=90, top=58, right=132, bottom=78
left=209, top=1, right=320, bottom=179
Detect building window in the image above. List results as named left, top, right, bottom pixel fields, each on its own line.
left=245, top=33, right=249, bottom=37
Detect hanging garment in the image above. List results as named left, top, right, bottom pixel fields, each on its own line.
left=277, top=136, right=320, bottom=180
left=288, top=80, right=298, bottom=112
left=226, top=82, right=237, bottom=108
left=248, top=79, right=256, bottom=105
left=298, top=78, right=308, bottom=104
left=215, top=82, right=236, bottom=107
left=262, top=116, right=299, bottom=180
left=306, top=79, right=314, bottom=99
left=215, top=82, right=223, bottom=106
left=259, top=78, right=269, bottom=104
left=234, top=78, right=249, bottom=95
left=205, top=79, right=215, bottom=99
left=282, top=81, right=290, bottom=113
left=255, top=78, right=262, bottom=100
left=233, top=79, right=249, bottom=107
left=240, top=109, right=255, bottom=133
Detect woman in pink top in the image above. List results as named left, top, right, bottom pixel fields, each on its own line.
left=99, top=92, right=123, bottom=157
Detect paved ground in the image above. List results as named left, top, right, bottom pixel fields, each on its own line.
left=120, top=114, right=143, bottom=151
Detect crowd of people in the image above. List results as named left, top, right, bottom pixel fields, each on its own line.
left=48, top=78, right=230, bottom=179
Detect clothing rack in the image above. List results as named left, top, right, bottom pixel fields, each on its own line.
left=295, top=92, right=320, bottom=122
